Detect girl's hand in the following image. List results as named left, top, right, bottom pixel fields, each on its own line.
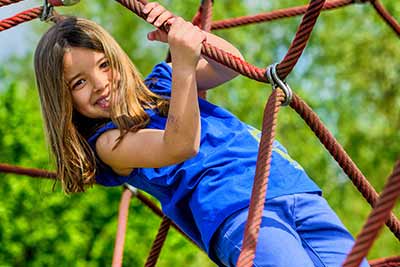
left=144, top=2, right=175, bottom=43
left=168, top=17, right=207, bottom=69
left=144, top=2, right=206, bottom=68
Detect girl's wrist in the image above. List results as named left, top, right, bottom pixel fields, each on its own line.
left=171, top=60, right=197, bottom=75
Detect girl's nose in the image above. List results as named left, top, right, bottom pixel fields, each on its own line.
left=93, top=75, right=109, bottom=92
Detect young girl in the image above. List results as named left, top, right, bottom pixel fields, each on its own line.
left=34, top=3, right=368, bottom=267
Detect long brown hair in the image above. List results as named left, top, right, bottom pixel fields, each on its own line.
left=34, top=16, right=169, bottom=193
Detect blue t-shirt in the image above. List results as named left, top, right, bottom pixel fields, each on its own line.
left=88, top=62, right=321, bottom=255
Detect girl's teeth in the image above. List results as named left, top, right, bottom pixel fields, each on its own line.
left=98, top=98, right=109, bottom=108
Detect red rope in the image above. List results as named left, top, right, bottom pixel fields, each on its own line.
left=369, top=256, right=400, bottom=267
left=211, top=0, right=355, bottom=30
left=276, top=0, right=326, bottom=80
left=236, top=89, right=285, bottom=267
left=370, top=0, right=400, bottom=37
left=0, top=163, right=56, bottom=179
left=197, top=0, right=213, bottom=100
left=199, top=0, right=213, bottom=32
left=289, top=94, right=400, bottom=240
left=134, top=191, right=200, bottom=248
left=144, top=216, right=171, bottom=267
left=0, top=6, right=42, bottom=32
left=0, top=163, right=199, bottom=248
left=115, top=0, right=326, bottom=85
left=114, top=0, right=271, bottom=83
left=112, top=188, right=133, bottom=267
left=0, top=0, right=23, bottom=7
left=343, top=160, right=400, bottom=267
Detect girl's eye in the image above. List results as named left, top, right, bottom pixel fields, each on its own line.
left=72, top=79, right=85, bottom=90
left=100, top=60, right=110, bottom=69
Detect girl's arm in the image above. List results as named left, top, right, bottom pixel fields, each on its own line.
left=96, top=14, right=205, bottom=176
left=194, top=32, right=243, bottom=91
left=146, top=5, right=243, bottom=91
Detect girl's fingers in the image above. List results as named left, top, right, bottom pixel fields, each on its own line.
left=187, top=30, right=206, bottom=48
left=145, top=4, right=166, bottom=24
left=193, top=26, right=207, bottom=42
left=169, top=17, right=187, bottom=36
left=153, top=11, right=174, bottom=28
left=147, top=29, right=168, bottom=43
left=169, top=22, right=205, bottom=54
left=166, top=17, right=176, bottom=26
left=142, top=2, right=157, bottom=14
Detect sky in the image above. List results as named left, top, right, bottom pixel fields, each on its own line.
left=0, top=1, right=38, bottom=60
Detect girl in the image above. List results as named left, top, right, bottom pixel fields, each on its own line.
left=34, top=3, right=368, bottom=267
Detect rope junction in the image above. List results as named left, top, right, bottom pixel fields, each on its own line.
left=0, top=0, right=399, bottom=266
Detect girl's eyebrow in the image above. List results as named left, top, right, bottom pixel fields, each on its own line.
left=66, top=56, right=106, bottom=85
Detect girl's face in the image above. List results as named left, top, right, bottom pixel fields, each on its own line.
left=63, top=47, right=116, bottom=119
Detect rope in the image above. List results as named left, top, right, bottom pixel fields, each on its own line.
left=199, top=0, right=212, bottom=32
left=144, top=216, right=171, bottom=267
left=117, top=0, right=266, bottom=81
left=0, top=0, right=23, bottom=7
left=112, top=188, right=134, bottom=267
left=135, top=191, right=199, bottom=248
left=343, top=160, right=400, bottom=267
left=0, top=163, right=199, bottom=249
left=211, top=0, right=355, bottom=30
left=114, top=0, right=270, bottom=83
left=115, top=0, right=326, bottom=85
left=369, top=256, right=400, bottom=267
left=0, top=7, right=42, bottom=32
left=0, top=163, right=56, bottom=179
left=236, top=89, right=286, bottom=267
left=370, top=0, right=400, bottom=37
left=197, top=0, right=213, bottom=100
left=289, top=94, right=400, bottom=241
left=276, top=0, right=326, bottom=80
left=211, top=0, right=399, bottom=39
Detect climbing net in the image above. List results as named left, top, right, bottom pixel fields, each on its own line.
left=0, top=0, right=399, bottom=266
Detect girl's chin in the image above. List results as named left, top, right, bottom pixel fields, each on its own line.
left=93, top=109, right=111, bottom=118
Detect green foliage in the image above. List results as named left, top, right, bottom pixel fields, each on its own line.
left=0, top=0, right=399, bottom=266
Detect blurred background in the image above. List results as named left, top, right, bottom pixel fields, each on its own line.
left=0, top=0, right=399, bottom=266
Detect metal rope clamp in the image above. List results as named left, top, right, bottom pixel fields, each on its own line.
left=124, top=183, right=138, bottom=196
left=265, top=63, right=293, bottom=106
left=41, top=0, right=80, bottom=21
left=40, top=0, right=54, bottom=21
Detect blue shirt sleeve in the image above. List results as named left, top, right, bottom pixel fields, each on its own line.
left=86, top=121, right=133, bottom=186
left=144, top=61, right=172, bottom=97
left=87, top=121, right=118, bottom=146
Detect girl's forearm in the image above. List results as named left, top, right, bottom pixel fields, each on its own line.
left=164, top=64, right=201, bottom=159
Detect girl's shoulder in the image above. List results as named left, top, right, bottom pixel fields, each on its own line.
left=87, top=121, right=117, bottom=149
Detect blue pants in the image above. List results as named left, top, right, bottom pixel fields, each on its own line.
left=211, top=193, right=369, bottom=267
